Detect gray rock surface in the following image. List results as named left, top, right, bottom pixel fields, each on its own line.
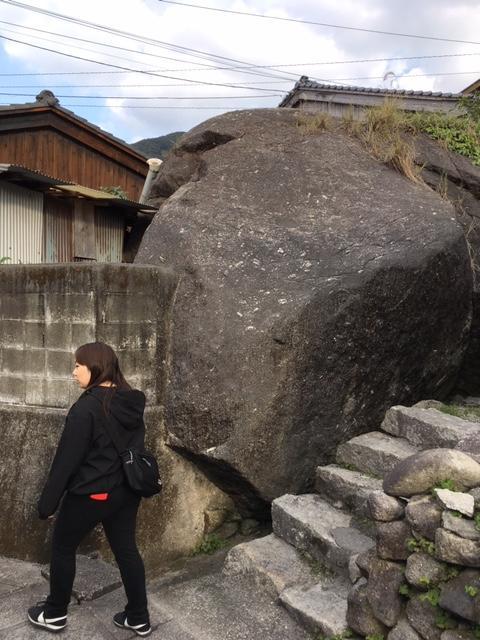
left=336, top=431, right=418, bottom=477
left=355, top=547, right=378, bottom=577
left=315, top=464, right=382, bottom=517
left=456, top=432, right=480, bottom=463
left=413, top=400, right=445, bottom=410
left=348, top=553, right=363, bottom=584
left=406, top=595, right=443, bottom=640
left=366, top=556, right=404, bottom=626
left=415, top=133, right=480, bottom=396
left=280, top=578, right=351, bottom=636
left=406, top=494, right=443, bottom=540
left=383, top=449, right=480, bottom=496
left=346, top=580, right=388, bottom=637
left=239, top=519, right=259, bottom=536
left=222, top=533, right=314, bottom=598
left=470, top=487, right=480, bottom=509
left=440, top=631, right=477, bottom=640
left=405, top=552, right=451, bottom=589
left=439, top=569, right=480, bottom=623
left=382, top=406, right=480, bottom=449
left=435, top=489, right=475, bottom=517
left=135, top=108, right=472, bottom=511
left=271, top=494, right=374, bottom=573
left=388, top=616, right=422, bottom=639
left=436, top=528, right=480, bottom=566
left=443, top=511, right=480, bottom=540
left=376, top=520, right=412, bottom=561
left=368, top=491, right=405, bottom=521
left=0, top=555, right=44, bottom=599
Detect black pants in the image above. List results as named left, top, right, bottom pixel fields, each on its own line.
left=45, top=484, right=149, bottom=625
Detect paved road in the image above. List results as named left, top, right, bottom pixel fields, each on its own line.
left=0, top=551, right=309, bottom=640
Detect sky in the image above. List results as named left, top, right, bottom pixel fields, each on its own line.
left=0, top=0, right=479, bottom=144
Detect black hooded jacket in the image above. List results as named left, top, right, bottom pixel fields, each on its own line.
left=38, top=386, right=146, bottom=519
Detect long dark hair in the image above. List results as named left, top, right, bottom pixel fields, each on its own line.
left=75, top=342, right=131, bottom=391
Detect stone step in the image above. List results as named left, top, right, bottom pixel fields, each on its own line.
left=336, top=431, right=418, bottom=478
left=41, top=554, right=121, bottom=603
left=222, top=534, right=315, bottom=598
left=315, top=464, right=382, bottom=518
left=381, top=405, right=480, bottom=449
left=280, top=577, right=360, bottom=638
left=271, top=494, right=374, bottom=574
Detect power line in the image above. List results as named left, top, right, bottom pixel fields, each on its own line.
left=0, top=81, right=291, bottom=88
left=329, top=70, right=480, bottom=82
left=0, top=34, right=287, bottom=92
left=0, top=25, right=160, bottom=70
left=1, top=68, right=478, bottom=93
left=0, top=19, right=292, bottom=82
left=0, top=91, right=283, bottom=99
left=0, top=0, right=303, bottom=83
left=157, top=0, right=480, bottom=46
left=1, top=68, right=479, bottom=91
left=0, top=102, right=236, bottom=109
left=0, top=51, right=478, bottom=78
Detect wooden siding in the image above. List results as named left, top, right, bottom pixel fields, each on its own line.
left=0, top=108, right=147, bottom=172
left=0, top=128, right=146, bottom=200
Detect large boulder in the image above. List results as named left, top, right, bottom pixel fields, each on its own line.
left=136, top=109, right=472, bottom=514
left=415, top=134, right=480, bottom=395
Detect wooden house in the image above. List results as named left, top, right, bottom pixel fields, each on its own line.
left=0, top=91, right=157, bottom=264
left=0, top=90, right=148, bottom=201
left=279, top=76, right=462, bottom=118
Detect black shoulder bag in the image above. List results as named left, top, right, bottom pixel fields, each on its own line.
left=92, top=395, right=162, bottom=498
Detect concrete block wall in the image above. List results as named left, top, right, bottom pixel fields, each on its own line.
left=0, top=264, right=177, bottom=408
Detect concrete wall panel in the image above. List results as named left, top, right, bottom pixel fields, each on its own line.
left=0, top=263, right=176, bottom=408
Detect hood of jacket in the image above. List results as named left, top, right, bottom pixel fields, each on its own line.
left=86, top=386, right=146, bottom=431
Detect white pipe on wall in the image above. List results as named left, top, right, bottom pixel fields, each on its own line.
left=139, top=158, right=163, bottom=204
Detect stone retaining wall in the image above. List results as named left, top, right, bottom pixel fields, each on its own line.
left=347, top=449, right=480, bottom=639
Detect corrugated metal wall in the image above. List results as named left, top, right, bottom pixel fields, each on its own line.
left=43, top=196, right=73, bottom=262
left=0, top=182, right=43, bottom=263
left=1, top=186, right=125, bottom=264
left=95, top=207, right=124, bottom=262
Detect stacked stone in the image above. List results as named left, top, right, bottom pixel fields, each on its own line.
left=346, top=449, right=480, bottom=640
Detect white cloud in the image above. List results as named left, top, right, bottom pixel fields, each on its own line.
left=0, top=0, right=479, bottom=141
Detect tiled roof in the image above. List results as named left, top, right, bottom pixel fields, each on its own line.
left=0, top=90, right=147, bottom=160
left=279, top=76, right=461, bottom=107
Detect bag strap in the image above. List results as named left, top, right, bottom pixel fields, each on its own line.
left=86, top=390, right=125, bottom=456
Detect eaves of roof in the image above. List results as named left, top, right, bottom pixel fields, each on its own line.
left=461, top=78, right=480, bottom=95
left=0, top=163, right=156, bottom=213
left=278, top=76, right=461, bottom=108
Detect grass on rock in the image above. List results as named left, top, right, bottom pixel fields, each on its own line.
left=438, top=404, right=480, bottom=423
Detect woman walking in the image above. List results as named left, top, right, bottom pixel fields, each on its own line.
left=27, top=342, right=151, bottom=636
